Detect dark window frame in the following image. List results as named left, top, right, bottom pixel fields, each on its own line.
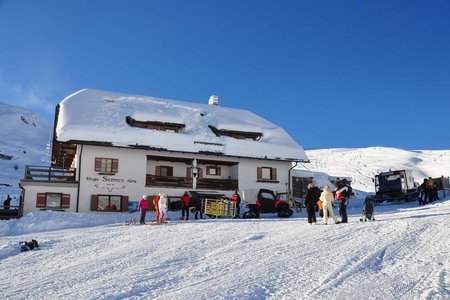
left=257, top=166, right=279, bottom=183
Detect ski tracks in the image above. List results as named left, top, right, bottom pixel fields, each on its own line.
left=304, top=216, right=449, bottom=299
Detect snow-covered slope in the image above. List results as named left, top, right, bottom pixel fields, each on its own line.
left=0, top=200, right=449, bottom=299
left=0, top=102, right=449, bottom=299
left=302, top=147, right=450, bottom=195
left=0, top=102, right=51, bottom=203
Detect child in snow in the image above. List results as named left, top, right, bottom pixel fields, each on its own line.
left=158, top=193, right=168, bottom=224
left=20, top=240, right=39, bottom=251
left=153, top=194, right=160, bottom=222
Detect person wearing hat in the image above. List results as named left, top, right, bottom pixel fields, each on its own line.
left=230, top=190, right=242, bottom=218
left=304, top=183, right=320, bottom=224
left=137, top=195, right=150, bottom=224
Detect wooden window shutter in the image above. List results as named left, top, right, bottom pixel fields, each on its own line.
left=94, top=158, right=102, bottom=172
left=271, top=168, right=277, bottom=180
left=198, top=167, right=203, bottom=178
left=168, top=167, right=173, bottom=177
left=112, top=159, right=119, bottom=173
left=121, top=196, right=129, bottom=212
left=257, top=167, right=262, bottom=180
left=61, top=194, right=70, bottom=208
left=90, top=195, right=98, bottom=211
left=217, top=167, right=221, bottom=176
left=36, top=193, right=46, bottom=208
left=186, top=167, right=192, bottom=178
left=155, top=166, right=161, bottom=176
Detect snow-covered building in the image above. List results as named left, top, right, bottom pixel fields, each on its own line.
left=20, top=89, right=308, bottom=215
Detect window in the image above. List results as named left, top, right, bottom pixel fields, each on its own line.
left=95, top=158, right=118, bottom=174
left=98, top=195, right=121, bottom=211
left=90, top=195, right=128, bottom=212
left=257, top=167, right=278, bottom=182
left=208, top=125, right=262, bottom=140
left=156, top=166, right=173, bottom=177
left=206, top=166, right=221, bottom=176
left=126, top=116, right=185, bottom=132
left=36, top=193, right=70, bottom=209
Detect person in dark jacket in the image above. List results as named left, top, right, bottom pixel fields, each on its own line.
left=335, top=178, right=350, bottom=223
left=230, top=190, right=241, bottom=217
left=304, top=183, right=320, bottom=224
left=190, top=194, right=203, bottom=219
left=180, top=191, right=191, bottom=220
left=3, top=195, right=11, bottom=210
left=421, top=178, right=430, bottom=204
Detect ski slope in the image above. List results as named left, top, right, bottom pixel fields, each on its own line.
left=0, top=197, right=449, bottom=299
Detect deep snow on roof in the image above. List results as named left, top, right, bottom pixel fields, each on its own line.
left=56, top=89, right=308, bottom=161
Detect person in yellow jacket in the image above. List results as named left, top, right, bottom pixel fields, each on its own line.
left=319, top=186, right=340, bottom=225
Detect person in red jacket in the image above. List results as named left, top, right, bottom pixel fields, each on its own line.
left=180, top=191, right=191, bottom=220
left=137, top=195, right=150, bottom=224
left=230, top=190, right=241, bottom=218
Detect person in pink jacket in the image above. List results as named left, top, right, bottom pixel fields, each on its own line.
left=137, top=195, right=150, bottom=224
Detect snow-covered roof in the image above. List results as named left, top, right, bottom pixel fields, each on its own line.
left=56, top=89, right=308, bottom=162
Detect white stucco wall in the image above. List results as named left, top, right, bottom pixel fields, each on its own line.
left=21, top=145, right=295, bottom=215
left=21, top=182, right=78, bottom=215
left=77, top=145, right=147, bottom=212
left=237, top=159, right=291, bottom=194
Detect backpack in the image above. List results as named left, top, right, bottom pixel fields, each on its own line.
left=342, top=185, right=352, bottom=198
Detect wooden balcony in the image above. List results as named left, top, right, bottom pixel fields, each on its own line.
left=196, top=178, right=238, bottom=191
left=146, top=175, right=193, bottom=188
left=23, top=166, right=76, bottom=182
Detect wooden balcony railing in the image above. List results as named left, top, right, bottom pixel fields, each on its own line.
left=23, top=166, right=76, bottom=182
left=196, top=178, right=238, bottom=191
left=146, top=175, right=193, bottom=188
left=146, top=175, right=238, bottom=191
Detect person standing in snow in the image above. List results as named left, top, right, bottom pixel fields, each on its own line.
left=3, top=195, right=11, bottom=210
left=304, top=183, right=320, bottom=224
left=191, top=194, right=203, bottom=220
left=180, top=191, right=191, bottom=220
left=158, top=193, right=168, bottom=224
left=335, top=178, right=350, bottom=223
left=137, top=195, right=150, bottom=224
left=320, top=186, right=339, bottom=225
left=420, top=178, right=429, bottom=204
left=333, top=178, right=342, bottom=189
left=427, top=177, right=436, bottom=202
left=230, top=190, right=241, bottom=218
left=153, top=194, right=160, bottom=222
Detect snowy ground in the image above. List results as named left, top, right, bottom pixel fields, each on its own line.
left=1, top=195, right=449, bottom=300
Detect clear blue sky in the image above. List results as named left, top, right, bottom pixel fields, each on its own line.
left=1, top=0, right=449, bottom=150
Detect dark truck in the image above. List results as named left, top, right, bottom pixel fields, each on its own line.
left=366, top=169, right=419, bottom=204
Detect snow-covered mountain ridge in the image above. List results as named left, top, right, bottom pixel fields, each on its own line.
left=302, top=147, right=449, bottom=194
left=0, top=102, right=51, bottom=201
left=1, top=101, right=448, bottom=200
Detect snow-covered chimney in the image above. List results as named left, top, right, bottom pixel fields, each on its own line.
left=208, top=95, right=218, bottom=105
